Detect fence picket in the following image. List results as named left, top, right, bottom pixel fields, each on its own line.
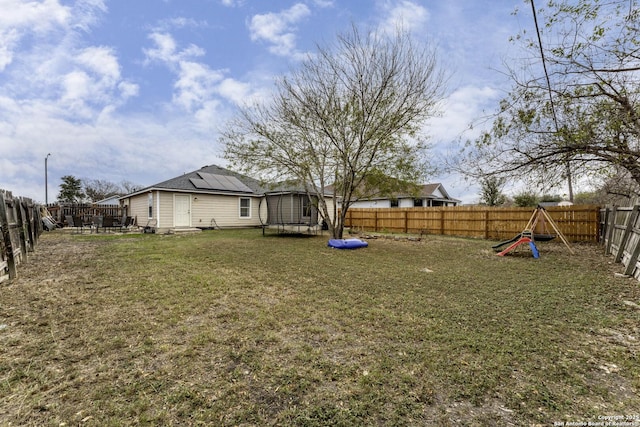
left=0, top=189, right=43, bottom=283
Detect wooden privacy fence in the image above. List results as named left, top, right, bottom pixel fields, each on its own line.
left=344, top=205, right=600, bottom=243
left=0, top=190, right=43, bottom=283
left=46, top=203, right=124, bottom=225
left=601, top=205, right=640, bottom=279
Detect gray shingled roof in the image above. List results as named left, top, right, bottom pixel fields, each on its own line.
left=129, top=164, right=270, bottom=197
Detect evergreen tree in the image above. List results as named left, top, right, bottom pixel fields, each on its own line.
left=58, top=175, right=85, bottom=203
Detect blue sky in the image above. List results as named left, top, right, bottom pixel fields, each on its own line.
left=1, top=0, right=532, bottom=204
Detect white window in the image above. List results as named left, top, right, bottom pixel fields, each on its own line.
left=148, top=193, right=153, bottom=218
left=302, top=197, right=311, bottom=218
left=239, top=198, right=251, bottom=218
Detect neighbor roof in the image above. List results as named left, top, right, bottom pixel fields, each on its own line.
left=327, top=182, right=460, bottom=203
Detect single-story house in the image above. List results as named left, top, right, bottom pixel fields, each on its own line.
left=346, top=183, right=460, bottom=208
left=539, top=201, right=573, bottom=207
left=119, top=164, right=333, bottom=233
left=95, top=195, right=121, bottom=205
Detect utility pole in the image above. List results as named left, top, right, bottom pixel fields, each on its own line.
left=45, top=153, right=51, bottom=204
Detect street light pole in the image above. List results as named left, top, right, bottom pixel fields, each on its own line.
left=45, top=153, right=51, bottom=204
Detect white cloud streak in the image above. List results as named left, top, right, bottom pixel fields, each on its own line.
left=378, top=0, right=429, bottom=34
left=248, top=3, right=311, bottom=59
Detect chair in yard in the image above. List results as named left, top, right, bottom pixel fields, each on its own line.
left=123, top=216, right=135, bottom=231
left=102, top=216, right=119, bottom=232
left=91, top=215, right=103, bottom=233
left=65, top=215, right=86, bottom=234
left=141, top=219, right=157, bottom=234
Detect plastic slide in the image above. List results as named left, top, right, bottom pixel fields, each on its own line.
left=492, top=234, right=522, bottom=251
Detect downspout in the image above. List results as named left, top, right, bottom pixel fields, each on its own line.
left=156, top=190, right=161, bottom=228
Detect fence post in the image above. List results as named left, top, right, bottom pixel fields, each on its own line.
left=404, top=210, right=408, bottom=234
left=484, top=210, right=490, bottom=240
left=15, top=199, right=28, bottom=262
left=605, top=206, right=617, bottom=255
left=600, top=207, right=609, bottom=243
left=0, top=192, right=17, bottom=280
left=615, top=205, right=640, bottom=263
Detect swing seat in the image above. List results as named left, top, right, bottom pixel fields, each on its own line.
left=533, top=233, right=556, bottom=242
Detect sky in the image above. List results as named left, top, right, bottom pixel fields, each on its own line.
left=0, top=0, right=535, bottom=204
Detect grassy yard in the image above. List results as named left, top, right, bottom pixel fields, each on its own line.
left=1, top=229, right=639, bottom=426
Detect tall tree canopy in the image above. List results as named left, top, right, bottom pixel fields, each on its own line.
left=58, top=175, right=85, bottom=203
left=222, top=25, right=447, bottom=238
left=458, top=0, right=640, bottom=199
left=479, top=176, right=507, bottom=206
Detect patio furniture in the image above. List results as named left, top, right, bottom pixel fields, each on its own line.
left=141, top=219, right=157, bottom=234
left=65, top=215, right=87, bottom=234
left=102, top=216, right=119, bottom=232
left=91, top=215, right=103, bottom=233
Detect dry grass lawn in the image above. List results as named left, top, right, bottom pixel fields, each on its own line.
left=1, top=229, right=639, bottom=426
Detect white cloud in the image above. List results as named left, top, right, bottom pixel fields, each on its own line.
left=62, top=70, right=91, bottom=101
left=0, top=0, right=135, bottom=116
left=378, top=0, right=430, bottom=34
left=0, top=28, right=19, bottom=71
left=154, top=16, right=208, bottom=33
left=118, top=81, right=139, bottom=100
left=217, top=78, right=252, bottom=106
left=144, top=32, right=207, bottom=65
left=429, top=85, right=500, bottom=144
left=144, top=31, right=252, bottom=113
left=144, top=32, right=179, bottom=63
left=248, top=3, right=311, bottom=59
left=0, top=0, right=71, bottom=71
left=51, top=45, right=138, bottom=117
left=174, top=61, right=224, bottom=111
left=76, top=46, right=121, bottom=82
left=0, top=0, right=70, bottom=31
left=313, top=0, right=334, bottom=7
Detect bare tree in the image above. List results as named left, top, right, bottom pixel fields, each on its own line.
left=457, top=0, right=640, bottom=198
left=83, top=179, right=142, bottom=202
left=222, top=25, right=448, bottom=238
left=83, top=179, right=122, bottom=202
left=120, top=180, right=142, bottom=194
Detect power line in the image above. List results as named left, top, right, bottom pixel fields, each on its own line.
left=530, top=0, right=574, bottom=201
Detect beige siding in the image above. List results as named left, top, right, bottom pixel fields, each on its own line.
left=122, top=194, right=151, bottom=226
left=158, top=192, right=174, bottom=228
left=320, top=198, right=336, bottom=224
left=191, top=194, right=263, bottom=228
left=123, top=191, right=273, bottom=230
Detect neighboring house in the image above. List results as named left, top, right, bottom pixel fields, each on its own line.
left=119, top=164, right=332, bottom=233
left=346, top=183, right=460, bottom=208
left=95, top=195, right=121, bottom=205
left=539, top=201, right=574, bottom=207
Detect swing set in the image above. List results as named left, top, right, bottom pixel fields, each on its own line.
left=492, top=205, right=574, bottom=258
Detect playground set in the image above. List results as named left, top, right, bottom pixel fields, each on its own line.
left=492, top=206, right=574, bottom=258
